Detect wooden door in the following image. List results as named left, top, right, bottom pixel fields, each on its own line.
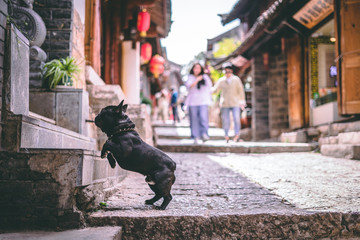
left=335, top=0, right=360, bottom=115
left=286, top=36, right=305, bottom=129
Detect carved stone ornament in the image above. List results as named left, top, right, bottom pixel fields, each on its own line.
left=10, top=0, right=46, bottom=47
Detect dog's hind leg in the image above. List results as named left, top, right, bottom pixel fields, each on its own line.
left=145, top=185, right=162, bottom=205
left=151, top=171, right=176, bottom=210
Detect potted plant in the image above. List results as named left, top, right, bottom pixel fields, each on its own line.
left=42, top=57, right=80, bottom=89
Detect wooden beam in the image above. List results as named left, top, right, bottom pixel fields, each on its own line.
left=127, top=0, right=156, bottom=9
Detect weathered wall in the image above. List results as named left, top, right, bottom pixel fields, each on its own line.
left=0, top=149, right=127, bottom=230
left=0, top=150, right=83, bottom=230
left=71, top=8, right=86, bottom=89
left=33, top=0, right=73, bottom=60
left=251, top=54, right=270, bottom=140
left=268, top=53, right=289, bottom=137
left=0, top=0, right=8, bottom=149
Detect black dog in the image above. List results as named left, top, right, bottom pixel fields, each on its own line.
left=95, top=100, right=176, bottom=210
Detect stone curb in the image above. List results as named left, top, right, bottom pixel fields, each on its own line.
left=87, top=212, right=360, bottom=240
left=0, top=227, right=122, bottom=240
left=157, top=143, right=316, bottom=153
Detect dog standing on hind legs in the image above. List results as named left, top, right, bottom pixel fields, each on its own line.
left=94, top=100, right=176, bottom=210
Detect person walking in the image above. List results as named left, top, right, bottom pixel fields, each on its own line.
left=156, top=90, right=169, bottom=124
left=212, top=62, right=246, bottom=142
left=185, top=63, right=212, bottom=144
left=170, top=88, right=180, bottom=124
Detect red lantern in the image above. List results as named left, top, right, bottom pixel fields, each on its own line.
left=141, top=42, right=152, bottom=64
left=137, top=9, right=150, bottom=37
left=149, top=54, right=165, bottom=78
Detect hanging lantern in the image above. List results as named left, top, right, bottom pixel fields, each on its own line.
left=137, top=9, right=150, bottom=37
left=141, top=42, right=152, bottom=64
left=149, top=54, right=165, bottom=78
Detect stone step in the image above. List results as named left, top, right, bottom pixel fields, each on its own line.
left=321, top=144, right=360, bottom=160
left=338, top=131, right=360, bottom=144
left=319, top=135, right=339, bottom=146
left=319, top=131, right=360, bottom=146
left=86, top=211, right=359, bottom=239
left=0, top=227, right=122, bottom=240
left=156, top=139, right=317, bottom=153
left=2, top=114, right=97, bottom=151
left=154, top=126, right=252, bottom=141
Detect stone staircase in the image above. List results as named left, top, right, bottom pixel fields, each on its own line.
left=320, top=131, right=360, bottom=159
left=279, top=119, right=360, bottom=160
left=154, top=123, right=317, bottom=153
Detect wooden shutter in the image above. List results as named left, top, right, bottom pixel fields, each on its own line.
left=286, top=36, right=305, bottom=129
left=335, top=0, right=360, bottom=115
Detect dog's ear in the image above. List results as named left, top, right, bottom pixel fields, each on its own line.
left=123, top=104, right=128, bottom=113
left=116, top=100, right=124, bottom=113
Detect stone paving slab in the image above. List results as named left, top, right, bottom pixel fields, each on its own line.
left=0, top=227, right=122, bottom=240
left=87, top=153, right=360, bottom=239
left=156, top=139, right=317, bottom=153
left=209, top=152, right=360, bottom=212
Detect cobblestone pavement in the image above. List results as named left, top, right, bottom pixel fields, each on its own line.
left=209, top=152, right=360, bottom=212
left=87, top=152, right=360, bottom=239
left=99, top=152, right=305, bottom=217
left=99, top=152, right=360, bottom=215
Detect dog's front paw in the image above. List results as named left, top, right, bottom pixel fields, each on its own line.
left=101, top=150, right=108, bottom=158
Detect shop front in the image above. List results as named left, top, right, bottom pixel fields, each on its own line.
left=292, top=0, right=360, bottom=126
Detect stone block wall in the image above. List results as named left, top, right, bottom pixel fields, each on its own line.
left=0, top=150, right=83, bottom=230
left=33, top=0, right=73, bottom=60
left=0, top=149, right=127, bottom=230
left=0, top=0, right=7, bottom=149
left=251, top=54, right=270, bottom=140
left=268, top=53, right=289, bottom=137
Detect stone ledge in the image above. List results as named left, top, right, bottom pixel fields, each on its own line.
left=0, top=226, right=122, bottom=240
left=338, top=131, right=360, bottom=144
left=87, top=212, right=360, bottom=239
left=321, top=144, right=360, bottom=160
left=85, top=65, right=105, bottom=86
left=156, top=140, right=316, bottom=153
left=20, top=114, right=96, bottom=150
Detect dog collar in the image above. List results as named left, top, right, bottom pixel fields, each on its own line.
left=108, top=127, right=135, bottom=140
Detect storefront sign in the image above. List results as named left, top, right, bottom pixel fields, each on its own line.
left=293, top=0, right=334, bottom=29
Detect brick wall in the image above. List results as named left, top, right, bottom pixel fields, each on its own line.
left=268, top=53, right=289, bottom=137
left=33, top=0, right=73, bottom=60
left=0, top=0, right=8, bottom=148
left=251, top=51, right=289, bottom=141
left=251, top=54, right=270, bottom=140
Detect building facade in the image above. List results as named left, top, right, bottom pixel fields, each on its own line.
left=0, top=0, right=171, bottom=230
left=220, top=0, right=360, bottom=140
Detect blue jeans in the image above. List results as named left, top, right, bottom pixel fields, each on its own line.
left=188, top=105, right=209, bottom=139
left=221, top=107, right=241, bottom=137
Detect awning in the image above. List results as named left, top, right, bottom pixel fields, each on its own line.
left=220, top=0, right=260, bottom=25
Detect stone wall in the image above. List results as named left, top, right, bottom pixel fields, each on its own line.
left=0, top=0, right=8, bottom=149
left=251, top=54, right=270, bottom=140
left=0, top=149, right=127, bottom=231
left=33, top=0, right=73, bottom=60
left=71, top=8, right=86, bottom=89
left=268, top=53, right=289, bottom=137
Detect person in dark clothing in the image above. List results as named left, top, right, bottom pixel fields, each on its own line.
left=170, top=88, right=180, bottom=124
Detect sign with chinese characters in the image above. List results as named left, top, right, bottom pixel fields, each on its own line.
left=293, top=0, right=334, bottom=29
